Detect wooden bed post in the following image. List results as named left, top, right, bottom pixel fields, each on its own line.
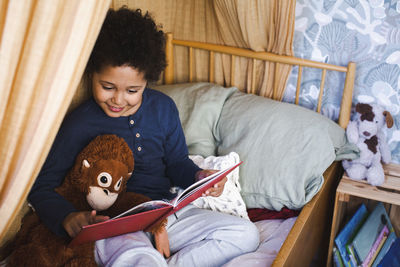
left=338, top=62, right=356, bottom=128
left=164, top=32, right=174, bottom=84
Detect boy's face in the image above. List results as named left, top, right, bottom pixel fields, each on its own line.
left=92, top=65, right=147, bottom=117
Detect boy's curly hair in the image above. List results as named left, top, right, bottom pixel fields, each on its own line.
left=85, top=7, right=166, bottom=82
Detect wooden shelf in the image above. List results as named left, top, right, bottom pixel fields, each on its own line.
left=326, top=164, right=400, bottom=266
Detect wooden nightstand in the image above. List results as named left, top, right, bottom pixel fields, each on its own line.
left=326, top=164, right=400, bottom=267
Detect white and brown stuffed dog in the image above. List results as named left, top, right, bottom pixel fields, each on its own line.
left=7, top=134, right=168, bottom=267
left=342, top=103, right=394, bottom=186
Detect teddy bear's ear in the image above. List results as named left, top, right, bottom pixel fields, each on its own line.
left=383, top=111, right=394, bottom=128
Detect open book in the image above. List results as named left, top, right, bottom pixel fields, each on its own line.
left=69, top=161, right=242, bottom=247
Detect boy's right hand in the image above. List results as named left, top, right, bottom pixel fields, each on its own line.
left=63, top=210, right=109, bottom=238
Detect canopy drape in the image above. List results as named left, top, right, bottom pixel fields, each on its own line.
left=112, top=0, right=295, bottom=99
left=0, top=0, right=295, bottom=247
left=0, top=0, right=111, bottom=246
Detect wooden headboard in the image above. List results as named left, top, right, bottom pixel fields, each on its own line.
left=163, top=32, right=356, bottom=129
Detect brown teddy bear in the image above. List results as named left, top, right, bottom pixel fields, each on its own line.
left=7, top=134, right=168, bottom=266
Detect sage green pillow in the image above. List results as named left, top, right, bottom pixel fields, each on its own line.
left=216, top=91, right=358, bottom=210
left=152, top=83, right=236, bottom=156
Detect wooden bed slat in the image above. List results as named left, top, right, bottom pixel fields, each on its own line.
left=251, top=58, right=256, bottom=94
left=209, top=51, right=214, bottom=83
left=338, top=62, right=356, bottom=128
left=317, top=69, right=326, bottom=113
left=189, top=47, right=193, bottom=82
left=273, top=62, right=279, bottom=100
left=230, top=54, right=235, bottom=87
left=295, top=66, right=302, bottom=105
left=164, top=33, right=174, bottom=84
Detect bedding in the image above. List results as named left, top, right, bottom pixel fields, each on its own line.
left=217, top=90, right=359, bottom=210
left=153, top=82, right=358, bottom=211
left=189, top=152, right=249, bottom=220
left=153, top=82, right=236, bottom=156
left=223, top=217, right=297, bottom=267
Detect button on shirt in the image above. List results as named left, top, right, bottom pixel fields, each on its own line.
left=28, top=88, right=201, bottom=236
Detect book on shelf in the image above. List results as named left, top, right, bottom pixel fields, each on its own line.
left=361, top=225, right=389, bottom=267
left=368, top=235, right=388, bottom=267
left=346, top=244, right=360, bottom=266
left=335, top=203, right=368, bottom=267
left=333, top=246, right=345, bottom=267
left=377, top=237, right=400, bottom=267
left=372, top=231, right=397, bottom=267
left=69, top=161, right=242, bottom=247
left=348, top=203, right=394, bottom=264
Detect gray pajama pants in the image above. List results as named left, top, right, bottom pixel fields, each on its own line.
left=95, top=204, right=260, bottom=267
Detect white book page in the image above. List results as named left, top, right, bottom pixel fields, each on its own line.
left=111, top=200, right=172, bottom=219
left=171, top=168, right=225, bottom=207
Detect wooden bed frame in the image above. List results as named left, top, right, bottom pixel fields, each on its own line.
left=163, top=32, right=356, bottom=266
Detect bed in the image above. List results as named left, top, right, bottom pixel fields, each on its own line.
left=152, top=33, right=358, bottom=266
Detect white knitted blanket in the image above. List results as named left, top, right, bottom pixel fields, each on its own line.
left=189, top=152, right=249, bottom=220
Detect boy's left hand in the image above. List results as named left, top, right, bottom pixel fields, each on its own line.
left=195, top=169, right=227, bottom=197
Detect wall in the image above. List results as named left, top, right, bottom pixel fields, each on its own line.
left=284, top=0, right=400, bottom=163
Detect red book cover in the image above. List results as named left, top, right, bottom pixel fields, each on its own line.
left=69, top=161, right=242, bottom=247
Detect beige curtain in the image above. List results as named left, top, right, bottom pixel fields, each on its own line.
left=0, top=0, right=111, bottom=246
left=112, top=0, right=295, bottom=99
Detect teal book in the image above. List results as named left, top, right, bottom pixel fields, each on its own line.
left=350, top=203, right=394, bottom=264
left=335, top=203, right=368, bottom=267
left=372, top=232, right=397, bottom=267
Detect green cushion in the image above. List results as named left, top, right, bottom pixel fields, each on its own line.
left=152, top=82, right=236, bottom=156
left=216, top=91, right=358, bottom=210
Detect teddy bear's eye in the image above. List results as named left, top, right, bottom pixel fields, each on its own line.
left=97, top=172, right=112, bottom=187
left=114, top=177, right=123, bottom=191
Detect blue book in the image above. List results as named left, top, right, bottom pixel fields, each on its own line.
left=346, top=243, right=361, bottom=266
left=377, top=237, right=400, bottom=267
left=350, top=203, right=394, bottom=264
left=335, top=203, right=368, bottom=267
left=333, top=246, right=345, bottom=267
left=372, top=231, right=397, bottom=267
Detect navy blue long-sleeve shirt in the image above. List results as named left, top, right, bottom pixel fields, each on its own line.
left=28, top=88, right=201, bottom=236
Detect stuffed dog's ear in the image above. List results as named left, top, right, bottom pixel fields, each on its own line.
left=383, top=111, right=394, bottom=128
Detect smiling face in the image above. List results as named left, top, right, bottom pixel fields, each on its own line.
left=92, top=65, right=147, bottom=117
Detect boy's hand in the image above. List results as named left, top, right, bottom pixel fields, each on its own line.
left=195, top=169, right=218, bottom=181
left=195, top=169, right=227, bottom=197
left=63, top=210, right=109, bottom=238
left=204, top=177, right=227, bottom=197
